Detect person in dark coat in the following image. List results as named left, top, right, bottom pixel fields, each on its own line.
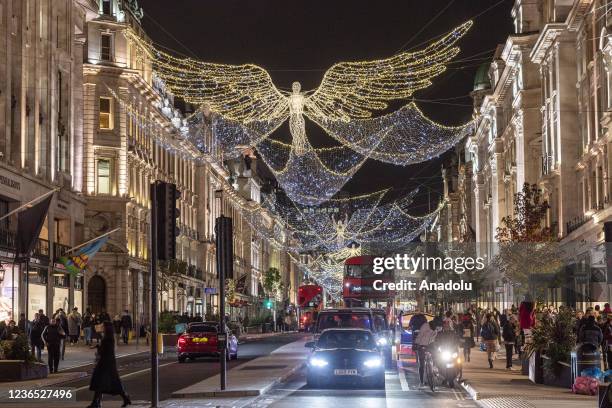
left=87, top=321, right=131, bottom=408
left=120, top=310, right=132, bottom=345
left=30, top=313, right=45, bottom=361
left=41, top=318, right=65, bottom=373
left=502, top=316, right=518, bottom=369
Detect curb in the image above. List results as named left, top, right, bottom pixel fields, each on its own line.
left=461, top=380, right=481, bottom=401
left=171, top=361, right=306, bottom=398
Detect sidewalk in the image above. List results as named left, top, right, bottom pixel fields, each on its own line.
left=461, top=346, right=597, bottom=408
left=171, top=336, right=308, bottom=398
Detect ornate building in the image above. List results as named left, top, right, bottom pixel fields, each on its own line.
left=80, top=0, right=300, bottom=323
left=0, top=0, right=101, bottom=321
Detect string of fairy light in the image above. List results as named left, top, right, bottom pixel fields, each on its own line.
left=116, top=20, right=474, bottom=292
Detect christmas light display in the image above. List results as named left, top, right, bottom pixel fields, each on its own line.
left=125, top=21, right=473, bottom=155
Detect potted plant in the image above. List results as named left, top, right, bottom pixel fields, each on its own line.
left=0, top=334, right=48, bottom=381
left=523, top=307, right=575, bottom=387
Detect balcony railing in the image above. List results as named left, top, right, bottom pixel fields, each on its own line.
left=566, top=214, right=591, bottom=234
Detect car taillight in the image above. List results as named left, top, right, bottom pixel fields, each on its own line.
left=178, top=337, right=187, bottom=347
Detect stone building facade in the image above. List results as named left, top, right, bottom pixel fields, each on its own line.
left=79, top=0, right=300, bottom=324
left=0, top=0, right=101, bottom=321
left=433, top=0, right=612, bottom=310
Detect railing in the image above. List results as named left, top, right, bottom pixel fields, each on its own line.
left=0, top=228, right=16, bottom=251
left=54, top=242, right=71, bottom=258
left=566, top=214, right=591, bottom=234
left=541, top=155, right=553, bottom=176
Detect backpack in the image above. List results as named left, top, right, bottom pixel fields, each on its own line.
left=481, top=322, right=495, bottom=340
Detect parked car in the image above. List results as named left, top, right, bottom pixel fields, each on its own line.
left=305, top=328, right=385, bottom=389
left=177, top=321, right=238, bottom=362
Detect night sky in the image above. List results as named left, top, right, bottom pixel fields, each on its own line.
left=138, top=0, right=514, bottom=213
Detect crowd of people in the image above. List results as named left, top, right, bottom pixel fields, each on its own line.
left=406, top=301, right=611, bottom=386
left=0, top=307, right=136, bottom=373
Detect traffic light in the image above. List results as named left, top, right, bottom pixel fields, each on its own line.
left=264, top=299, right=273, bottom=309
left=215, top=216, right=233, bottom=279
left=154, top=182, right=181, bottom=261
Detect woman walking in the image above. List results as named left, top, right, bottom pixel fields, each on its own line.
left=87, top=322, right=131, bottom=408
left=460, top=314, right=475, bottom=362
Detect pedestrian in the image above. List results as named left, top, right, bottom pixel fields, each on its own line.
left=460, top=314, right=475, bottom=362
left=87, top=321, right=131, bottom=408
left=98, top=309, right=111, bottom=323
left=605, top=303, right=612, bottom=315
left=30, top=313, right=45, bottom=361
left=120, top=310, right=132, bottom=345
left=41, top=318, right=65, bottom=373
left=38, top=309, right=50, bottom=327
left=55, top=309, right=69, bottom=360
left=578, top=315, right=603, bottom=350
left=502, top=315, right=518, bottom=370
left=1, top=320, right=20, bottom=340
left=481, top=313, right=499, bottom=369
left=83, top=308, right=94, bottom=346
left=68, top=308, right=82, bottom=345
left=112, top=315, right=122, bottom=346
left=17, top=312, right=27, bottom=334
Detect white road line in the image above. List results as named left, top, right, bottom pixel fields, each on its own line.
left=397, top=365, right=410, bottom=391
left=74, top=361, right=178, bottom=392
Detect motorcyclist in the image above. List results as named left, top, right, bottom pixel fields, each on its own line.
left=432, top=320, right=462, bottom=387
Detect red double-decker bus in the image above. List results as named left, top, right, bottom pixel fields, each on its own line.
left=343, top=256, right=394, bottom=308
left=297, top=284, right=324, bottom=332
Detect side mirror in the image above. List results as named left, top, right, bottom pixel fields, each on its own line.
left=304, top=341, right=315, bottom=348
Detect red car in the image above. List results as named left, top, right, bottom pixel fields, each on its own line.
left=177, top=322, right=238, bottom=363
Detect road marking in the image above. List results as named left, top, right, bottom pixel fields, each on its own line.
left=398, top=366, right=410, bottom=391
left=74, top=361, right=178, bottom=392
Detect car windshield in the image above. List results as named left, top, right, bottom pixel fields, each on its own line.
left=317, top=313, right=372, bottom=332
left=317, top=330, right=376, bottom=349
left=187, top=324, right=217, bottom=333
left=373, top=313, right=388, bottom=331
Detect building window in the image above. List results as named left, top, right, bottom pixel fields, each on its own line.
left=100, top=33, right=112, bottom=61
left=99, top=97, right=113, bottom=129
left=97, top=158, right=112, bottom=195
left=101, top=0, right=112, bottom=15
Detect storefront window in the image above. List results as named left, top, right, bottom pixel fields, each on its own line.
left=0, top=263, right=18, bottom=321
left=74, top=290, right=83, bottom=313
left=28, top=284, right=47, bottom=321
left=53, top=287, right=69, bottom=315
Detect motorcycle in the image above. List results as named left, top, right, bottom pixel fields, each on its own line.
left=435, top=346, right=463, bottom=388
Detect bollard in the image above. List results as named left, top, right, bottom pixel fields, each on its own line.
left=158, top=333, right=164, bottom=354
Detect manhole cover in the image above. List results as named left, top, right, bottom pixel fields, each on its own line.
left=240, top=364, right=288, bottom=370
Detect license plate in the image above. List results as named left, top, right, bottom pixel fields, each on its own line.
left=334, top=369, right=358, bottom=376
left=192, top=337, right=208, bottom=343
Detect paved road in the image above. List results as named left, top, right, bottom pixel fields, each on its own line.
left=54, top=332, right=304, bottom=403
left=247, top=359, right=479, bottom=408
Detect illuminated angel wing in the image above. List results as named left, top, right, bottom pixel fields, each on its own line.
left=305, top=21, right=473, bottom=120
left=126, top=31, right=289, bottom=124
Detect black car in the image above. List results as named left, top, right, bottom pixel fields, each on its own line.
left=305, top=328, right=385, bottom=389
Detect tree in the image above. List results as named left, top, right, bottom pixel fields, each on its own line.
left=263, top=267, right=281, bottom=300
left=492, top=183, right=562, bottom=289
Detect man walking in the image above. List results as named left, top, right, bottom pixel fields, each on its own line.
left=120, top=310, right=132, bottom=345
left=42, top=318, right=65, bottom=373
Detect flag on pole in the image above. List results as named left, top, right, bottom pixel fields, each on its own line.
left=59, top=235, right=109, bottom=277
left=15, top=195, right=54, bottom=261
